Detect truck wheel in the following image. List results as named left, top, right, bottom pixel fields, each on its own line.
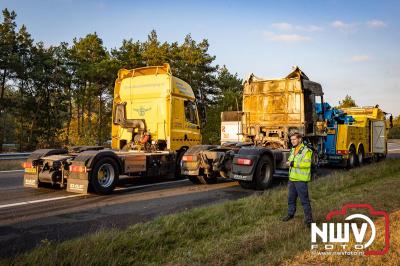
left=357, top=146, right=364, bottom=166
left=254, top=155, right=274, bottom=190
left=90, top=157, right=119, bottom=194
left=188, top=176, right=201, bottom=184
left=239, top=180, right=255, bottom=189
left=347, top=147, right=356, bottom=169
left=175, top=148, right=188, bottom=179
left=197, top=174, right=218, bottom=184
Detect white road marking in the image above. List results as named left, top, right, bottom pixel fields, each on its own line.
left=0, top=179, right=190, bottom=210
left=0, top=169, right=24, bottom=173
left=0, top=194, right=83, bottom=209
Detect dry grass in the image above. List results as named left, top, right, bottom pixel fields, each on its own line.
left=2, top=159, right=400, bottom=266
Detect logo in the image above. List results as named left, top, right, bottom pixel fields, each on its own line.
left=133, top=106, right=151, bottom=116
left=24, top=178, right=37, bottom=186
left=69, top=183, right=84, bottom=191
left=311, top=204, right=390, bottom=256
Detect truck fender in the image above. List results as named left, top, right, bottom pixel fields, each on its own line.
left=73, top=150, right=124, bottom=176
left=238, top=147, right=276, bottom=169
left=233, top=147, right=276, bottom=179
left=28, top=148, right=68, bottom=161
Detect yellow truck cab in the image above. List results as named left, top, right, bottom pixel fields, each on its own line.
left=112, top=63, right=201, bottom=151
left=23, top=63, right=201, bottom=194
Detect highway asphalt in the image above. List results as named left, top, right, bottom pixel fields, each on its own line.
left=0, top=140, right=399, bottom=258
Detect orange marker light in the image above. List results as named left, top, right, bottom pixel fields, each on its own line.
left=69, top=165, right=87, bottom=173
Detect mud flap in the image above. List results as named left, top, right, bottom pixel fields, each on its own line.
left=23, top=174, right=39, bottom=188
left=67, top=178, right=89, bottom=194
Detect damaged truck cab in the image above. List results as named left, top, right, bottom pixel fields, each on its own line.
left=181, top=67, right=326, bottom=189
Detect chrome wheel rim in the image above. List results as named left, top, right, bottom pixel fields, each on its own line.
left=97, top=163, right=115, bottom=188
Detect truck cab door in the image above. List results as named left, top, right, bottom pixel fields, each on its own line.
left=184, top=100, right=201, bottom=145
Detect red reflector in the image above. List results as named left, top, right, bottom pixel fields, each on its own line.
left=337, top=150, right=349, bottom=155
left=182, top=155, right=197, bottom=161
left=237, top=158, right=253, bottom=166
left=69, top=165, right=87, bottom=173
left=22, top=162, right=32, bottom=168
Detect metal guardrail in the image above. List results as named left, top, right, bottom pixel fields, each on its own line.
left=0, top=153, right=31, bottom=160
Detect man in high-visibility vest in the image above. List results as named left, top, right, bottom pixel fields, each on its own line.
left=281, top=132, right=313, bottom=226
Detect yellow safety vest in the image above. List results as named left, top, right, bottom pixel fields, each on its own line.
left=288, top=142, right=312, bottom=182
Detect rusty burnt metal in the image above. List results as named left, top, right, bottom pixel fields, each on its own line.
left=242, top=66, right=325, bottom=149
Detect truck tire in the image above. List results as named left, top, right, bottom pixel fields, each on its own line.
left=197, top=174, right=218, bottom=184
left=347, top=147, right=356, bottom=169
left=357, top=146, right=364, bottom=166
left=188, top=176, right=201, bottom=184
left=175, top=148, right=187, bottom=179
left=90, top=157, right=119, bottom=194
left=254, top=155, right=274, bottom=190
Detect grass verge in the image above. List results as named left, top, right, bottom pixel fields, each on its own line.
left=3, top=159, right=400, bottom=265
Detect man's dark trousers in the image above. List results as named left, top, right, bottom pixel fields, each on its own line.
left=287, top=180, right=312, bottom=222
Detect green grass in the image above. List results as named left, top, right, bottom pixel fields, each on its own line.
left=3, top=159, right=400, bottom=266
left=0, top=160, right=24, bottom=171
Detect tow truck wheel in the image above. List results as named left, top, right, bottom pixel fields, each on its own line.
left=90, top=157, right=119, bottom=194
left=255, top=155, right=274, bottom=190
left=347, top=147, right=356, bottom=169
left=357, top=146, right=364, bottom=166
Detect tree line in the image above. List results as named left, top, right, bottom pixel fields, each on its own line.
left=0, top=8, right=242, bottom=152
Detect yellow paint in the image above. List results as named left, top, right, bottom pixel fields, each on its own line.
left=336, top=107, right=388, bottom=155
left=241, top=67, right=319, bottom=148
left=111, top=63, right=201, bottom=151
left=24, top=167, right=36, bottom=174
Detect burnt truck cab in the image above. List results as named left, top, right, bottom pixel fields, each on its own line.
left=181, top=66, right=326, bottom=189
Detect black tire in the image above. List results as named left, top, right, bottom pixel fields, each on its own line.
left=254, top=155, right=274, bottom=190
left=90, top=157, right=119, bottom=194
left=239, top=180, right=255, bottom=189
left=357, top=146, right=364, bottom=166
left=197, top=174, right=218, bottom=184
left=188, top=176, right=201, bottom=184
left=347, top=147, right=356, bottom=169
left=175, top=148, right=187, bottom=179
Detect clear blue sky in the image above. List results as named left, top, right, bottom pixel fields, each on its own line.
left=1, top=0, right=399, bottom=116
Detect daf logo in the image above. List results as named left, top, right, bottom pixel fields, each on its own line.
left=25, top=179, right=36, bottom=185
left=133, top=106, right=151, bottom=116
left=70, top=183, right=84, bottom=191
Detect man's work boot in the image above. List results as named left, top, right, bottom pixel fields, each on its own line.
left=281, top=215, right=294, bottom=222
left=304, top=218, right=314, bottom=227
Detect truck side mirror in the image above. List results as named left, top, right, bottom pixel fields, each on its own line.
left=389, top=115, right=393, bottom=128
left=198, top=104, right=207, bottom=128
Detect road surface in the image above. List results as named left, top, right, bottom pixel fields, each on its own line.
left=0, top=140, right=399, bottom=257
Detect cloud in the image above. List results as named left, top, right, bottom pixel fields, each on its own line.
left=264, top=31, right=311, bottom=42
left=271, top=22, right=323, bottom=32
left=271, top=22, right=293, bottom=31
left=366, top=20, right=386, bottom=28
left=331, top=20, right=355, bottom=30
left=350, top=55, right=372, bottom=62
left=332, top=19, right=387, bottom=31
